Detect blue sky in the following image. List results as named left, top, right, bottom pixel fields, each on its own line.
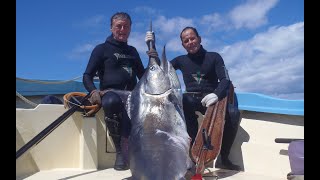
left=16, top=0, right=304, bottom=100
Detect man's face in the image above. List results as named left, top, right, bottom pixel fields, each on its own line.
left=181, top=29, right=201, bottom=54
left=111, top=18, right=131, bottom=42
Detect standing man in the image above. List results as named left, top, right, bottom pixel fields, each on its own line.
left=145, top=27, right=241, bottom=171
left=83, top=12, right=145, bottom=170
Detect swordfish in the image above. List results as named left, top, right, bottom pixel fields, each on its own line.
left=110, top=46, right=193, bottom=180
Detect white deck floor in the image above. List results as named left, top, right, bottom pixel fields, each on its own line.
left=17, top=168, right=286, bottom=180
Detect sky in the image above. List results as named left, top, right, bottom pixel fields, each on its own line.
left=16, top=0, right=304, bottom=100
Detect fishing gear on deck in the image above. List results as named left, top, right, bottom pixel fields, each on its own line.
left=63, top=92, right=101, bottom=117
left=16, top=92, right=92, bottom=160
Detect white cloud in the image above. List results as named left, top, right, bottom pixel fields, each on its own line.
left=166, top=38, right=185, bottom=53
left=220, top=22, right=304, bottom=99
left=128, top=32, right=148, bottom=54
left=229, top=0, right=279, bottom=29
left=154, top=16, right=194, bottom=35
left=133, top=6, right=158, bottom=15
left=199, top=0, right=279, bottom=32
left=200, top=13, right=228, bottom=32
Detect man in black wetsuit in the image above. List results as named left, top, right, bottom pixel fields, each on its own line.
left=145, top=27, right=241, bottom=171
left=83, top=12, right=145, bottom=170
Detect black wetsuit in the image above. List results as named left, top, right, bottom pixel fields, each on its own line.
left=83, top=35, right=145, bottom=92
left=83, top=35, right=145, bottom=137
left=171, top=46, right=241, bottom=160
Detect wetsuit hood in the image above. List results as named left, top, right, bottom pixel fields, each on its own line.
left=187, top=45, right=206, bottom=63
left=105, top=34, right=129, bottom=48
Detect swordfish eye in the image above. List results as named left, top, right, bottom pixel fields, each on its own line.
left=149, top=65, right=156, bottom=71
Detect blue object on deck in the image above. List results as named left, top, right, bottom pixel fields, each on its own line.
left=41, top=95, right=63, bottom=104
left=237, top=92, right=304, bottom=116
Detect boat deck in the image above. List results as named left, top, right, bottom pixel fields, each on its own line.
left=17, top=168, right=288, bottom=180
left=16, top=104, right=304, bottom=180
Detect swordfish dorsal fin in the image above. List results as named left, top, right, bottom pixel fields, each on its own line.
left=160, top=45, right=181, bottom=90
left=160, top=45, right=168, bottom=74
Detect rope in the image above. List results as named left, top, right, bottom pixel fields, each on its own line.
left=16, top=75, right=83, bottom=107
left=16, top=91, right=38, bottom=107
left=16, top=76, right=82, bottom=84
left=63, top=92, right=100, bottom=117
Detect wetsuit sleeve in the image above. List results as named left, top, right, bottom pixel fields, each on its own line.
left=170, top=58, right=178, bottom=70
left=135, top=53, right=145, bottom=79
left=83, top=46, right=103, bottom=92
left=213, top=54, right=230, bottom=99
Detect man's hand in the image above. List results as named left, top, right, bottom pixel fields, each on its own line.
left=146, top=48, right=158, bottom=58
left=89, top=89, right=101, bottom=106
left=145, top=31, right=155, bottom=46
left=145, top=31, right=158, bottom=59
left=201, top=93, right=218, bottom=107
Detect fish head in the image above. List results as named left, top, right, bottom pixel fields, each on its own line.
left=143, top=46, right=179, bottom=95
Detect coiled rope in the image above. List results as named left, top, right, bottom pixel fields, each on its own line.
left=63, top=92, right=100, bottom=117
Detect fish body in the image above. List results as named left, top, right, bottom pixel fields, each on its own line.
left=128, top=47, right=192, bottom=180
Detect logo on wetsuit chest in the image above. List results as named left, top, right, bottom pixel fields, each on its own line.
left=114, top=53, right=135, bottom=60
left=192, top=71, right=205, bottom=84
